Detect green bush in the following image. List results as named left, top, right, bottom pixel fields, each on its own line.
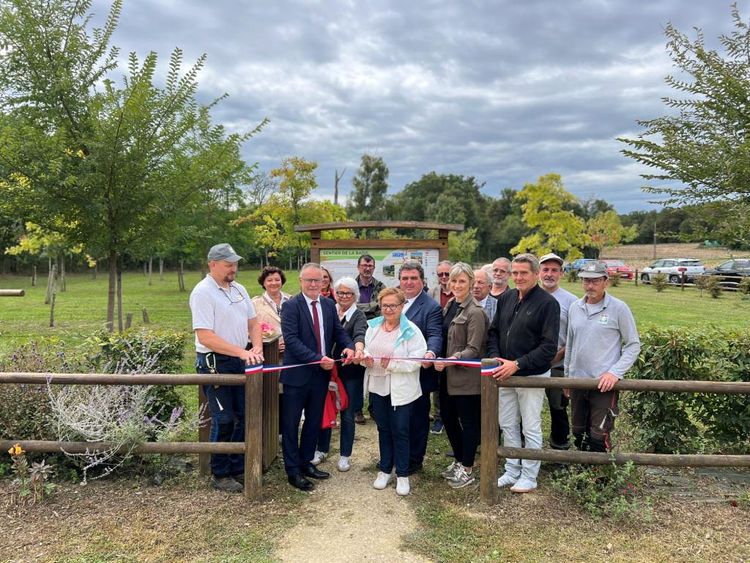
left=623, top=327, right=750, bottom=454
left=551, top=462, right=652, bottom=521
left=706, top=275, right=723, bottom=298
left=609, top=271, right=621, bottom=287
left=738, top=277, right=750, bottom=297
left=85, top=329, right=188, bottom=422
left=651, top=273, right=668, bottom=292
left=0, top=340, right=85, bottom=442
left=566, top=269, right=579, bottom=283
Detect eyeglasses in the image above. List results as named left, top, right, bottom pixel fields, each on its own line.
left=380, top=303, right=402, bottom=311
left=301, top=278, right=322, bottom=284
left=437, top=272, right=450, bottom=278
left=221, top=284, right=245, bottom=304
left=359, top=263, right=375, bottom=269
left=582, top=278, right=606, bottom=285
left=493, top=268, right=508, bottom=273
left=336, top=291, right=354, bottom=298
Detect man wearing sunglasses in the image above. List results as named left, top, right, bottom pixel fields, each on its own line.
left=190, top=243, right=264, bottom=493
left=429, top=260, right=454, bottom=308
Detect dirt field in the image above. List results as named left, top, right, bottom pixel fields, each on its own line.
left=601, top=243, right=744, bottom=269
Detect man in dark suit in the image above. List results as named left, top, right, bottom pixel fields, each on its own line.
left=398, top=261, right=443, bottom=474
left=281, top=263, right=357, bottom=491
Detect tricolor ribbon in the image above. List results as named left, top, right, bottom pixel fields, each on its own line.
left=244, top=356, right=500, bottom=375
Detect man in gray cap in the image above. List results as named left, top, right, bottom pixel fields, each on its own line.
left=565, top=261, right=640, bottom=452
left=538, top=253, right=578, bottom=450
left=189, top=243, right=264, bottom=492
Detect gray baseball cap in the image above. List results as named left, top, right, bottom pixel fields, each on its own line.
left=578, top=261, right=609, bottom=279
left=539, top=252, right=564, bottom=266
left=207, top=243, right=243, bottom=262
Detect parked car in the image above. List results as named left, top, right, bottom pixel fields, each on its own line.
left=702, top=258, right=750, bottom=288
left=601, top=259, right=634, bottom=280
left=640, top=258, right=706, bottom=284
left=566, top=258, right=597, bottom=273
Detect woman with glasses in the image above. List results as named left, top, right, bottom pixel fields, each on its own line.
left=252, top=266, right=291, bottom=352
left=319, top=267, right=336, bottom=302
left=311, top=277, right=367, bottom=471
left=435, top=262, right=488, bottom=489
left=363, top=287, right=427, bottom=496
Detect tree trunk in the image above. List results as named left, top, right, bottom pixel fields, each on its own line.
left=106, top=250, right=117, bottom=332
left=125, top=312, right=133, bottom=330
left=59, top=253, right=66, bottom=292
left=92, top=261, right=98, bottom=280
left=117, top=259, right=123, bottom=333
left=142, top=307, right=150, bottom=324
left=159, top=257, right=164, bottom=281
left=45, top=256, right=53, bottom=304
left=48, top=264, right=57, bottom=327
left=31, top=265, right=37, bottom=287
left=148, top=256, right=153, bottom=286
left=178, top=259, right=186, bottom=292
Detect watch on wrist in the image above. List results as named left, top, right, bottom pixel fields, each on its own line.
left=513, top=360, right=520, bottom=369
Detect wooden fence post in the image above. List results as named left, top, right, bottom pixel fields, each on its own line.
left=244, top=365, right=264, bottom=501
left=480, top=359, right=499, bottom=505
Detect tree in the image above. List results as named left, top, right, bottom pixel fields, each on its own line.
left=347, top=154, right=388, bottom=221
left=448, top=228, right=478, bottom=262
left=511, top=173, right=589, bottom=260
left=0, top=0, right=263, bottom=330
left=586, top=210, right=637, bottom=258
left=619, top=6, right=750, bottom=246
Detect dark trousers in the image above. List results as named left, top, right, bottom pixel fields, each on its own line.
left=546, top=367, right=570, bottom=449
left=197, top=353, right=245, bottom=478
left=408, top=392, right=431, bottom=470
left=370, top=393, right=412, bottom=477
left=316, top=374, right=363, bottom=457
left=281, top=373, right=329, bottom=477
left=570, top=388, right=619, bottom=452
left=440, top=375, right=481, bottom=468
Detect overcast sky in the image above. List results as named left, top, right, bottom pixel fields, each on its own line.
left=91, top=0, right=743, bottom=213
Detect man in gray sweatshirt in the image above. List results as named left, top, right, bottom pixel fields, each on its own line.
left=564, top=261, right=641, bottom=452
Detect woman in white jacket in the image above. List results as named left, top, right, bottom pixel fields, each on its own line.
left=363, top=287, right=427, bottom=496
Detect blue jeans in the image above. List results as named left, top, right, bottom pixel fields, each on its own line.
left=197, top=353, right=245, bottom=478
left=317, top=374, right=363, bottom=457
left=370, top=393, right=413, bottom=478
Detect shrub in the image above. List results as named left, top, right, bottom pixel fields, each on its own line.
left=738, top=277, right=750, bottom=297
left=0, top=340, right=84, bottom=442
left=623, top=327, right=750, bottom=454
left=694, top=275, right=710, bottom=296
left=566, top=269, right=579, bottom=283
left=550, top=462, right=652, bottom=521
left=705, top=275, right=723, bottom=298
left=651, top=273, right=668, bottom=292
left=609, top=272, right=621, bottom=287
left=85, top=329, right=188, bottom=422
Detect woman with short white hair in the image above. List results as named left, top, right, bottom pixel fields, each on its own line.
left=312, top=276, right=367, bottom=471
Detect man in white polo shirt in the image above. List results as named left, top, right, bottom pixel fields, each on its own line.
left=189, top=243, right=264, bottom=492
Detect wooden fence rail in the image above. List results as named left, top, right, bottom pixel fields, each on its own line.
left=479, top=365, right=750, bottom=504
left=0, top=337, right=282, bottom=501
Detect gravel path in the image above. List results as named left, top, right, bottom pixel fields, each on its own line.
left=276, top=420, right=432, bottom=563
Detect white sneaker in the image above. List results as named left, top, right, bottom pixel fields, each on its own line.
left=510, top=478, right=537, bottom=493
left=449, top=466, right=476, bottom=489
left=441, top=461, right=459, bottom=480
left=337, top=456, right=351, bottom=472
left=396, top=476, right=410, bottom=496
left=373, top=471, right=393, bottom=490
left=497, top=472, right=519, bottom=488
left=311, top=450, right=327, bottom=466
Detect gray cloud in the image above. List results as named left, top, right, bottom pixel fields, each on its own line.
left=90, top=0, right=744, bottom=212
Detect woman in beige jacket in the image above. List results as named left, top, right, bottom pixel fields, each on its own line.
left=435, top=262, right=487, bottom=489
left=251, top=266, right=291, bottom=352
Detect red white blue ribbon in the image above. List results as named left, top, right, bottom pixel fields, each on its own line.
left=244, top=356, right=497, bottom=375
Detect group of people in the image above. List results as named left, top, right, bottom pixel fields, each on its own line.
left=189, top=244, right=640, bottom=496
